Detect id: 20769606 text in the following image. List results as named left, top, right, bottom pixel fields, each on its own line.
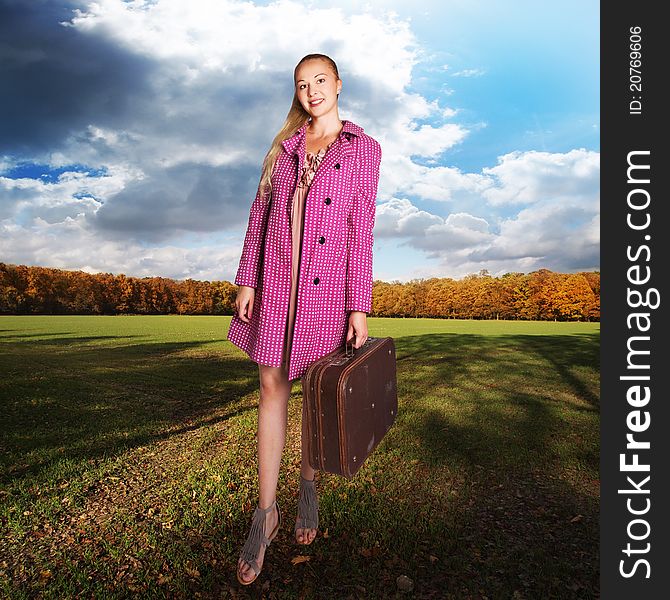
left=629, top=26, right=643, bottom=115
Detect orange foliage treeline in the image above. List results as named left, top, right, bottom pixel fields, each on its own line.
left=0, top=263, right=600, bottom=321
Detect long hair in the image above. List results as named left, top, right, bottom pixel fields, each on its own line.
left=257, top=53, right=341, bottom=199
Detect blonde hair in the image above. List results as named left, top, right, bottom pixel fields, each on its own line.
left=257, top=53, right=341, bottom=198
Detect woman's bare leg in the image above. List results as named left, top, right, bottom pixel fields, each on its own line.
left=296, top=385, right=318, bottom=544
left=237, top=362, right=290, bottom=583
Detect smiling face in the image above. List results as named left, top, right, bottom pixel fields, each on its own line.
left=294, top=58, right=342, bottom=118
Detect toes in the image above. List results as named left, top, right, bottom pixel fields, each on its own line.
left=238, top=560, right=255, bottom=582
left=295, top=527, right=315, bottom=544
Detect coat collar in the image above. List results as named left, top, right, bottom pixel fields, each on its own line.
left=281, top=118, right=363, bottom=158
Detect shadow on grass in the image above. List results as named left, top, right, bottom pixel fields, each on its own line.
left=1, top=330, right=599, bottom=479
left=1, top=334, right=262, bottom=483
left=394, top=332, right=599, bottom=467
left=168, top=331, right=597, bottom=599
left=0, top=329, right=599, bottom=598
left=289, top=331, right=600, bottom=598
left=363, top=331, right=599, bottom=597
left=0, top=331, right=78, bottom=340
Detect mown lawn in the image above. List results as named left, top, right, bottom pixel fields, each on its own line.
left=0, top=315, right=599, bottom=599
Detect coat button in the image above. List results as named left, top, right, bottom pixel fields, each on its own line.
left=319, top=236, right=325, bottom=244
left=324, top=197, right=331, bottom=205
left=334, top=163, right=340, bottom=169
left=313, top=277, right=320, bottom=284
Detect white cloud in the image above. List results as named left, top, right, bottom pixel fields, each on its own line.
left=473, top=196, right=599, bottom=266
left=66, top=0, right=417, bottom=91
left=0, top=168, right=131, bottom=221
left=481, top=148, right=600, bottom=206
left=388, top=161, right=489, bottom=203
left=375, top=198, right=443, bottom=237
left=376, top=198, right=494, bottom=255
left=0, top=213, right=242, bottom=282
left=1, top=0, right=599, bottom=281
left=372, top=147, right=599, bottom=277
left=3, top=1, right=465, bottom=240
left=451, top=68, right=486, bottom=77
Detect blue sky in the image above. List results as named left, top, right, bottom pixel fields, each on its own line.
left=0, top=0, right=599, bottom=282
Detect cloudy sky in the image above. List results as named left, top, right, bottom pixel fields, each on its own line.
left=0, top=0, right=599, bottom=282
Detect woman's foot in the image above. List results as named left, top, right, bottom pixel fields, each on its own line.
left=237, top=500, right=280, bottom=585
left=294, top=476, right=319, bottom=545
left=295, top=520, right=317, bottom=544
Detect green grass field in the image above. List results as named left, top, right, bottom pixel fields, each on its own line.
left=0, top=315, right=599, bottom=599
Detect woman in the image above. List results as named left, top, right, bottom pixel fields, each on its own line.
left=227, top=52, right=382, bottom=585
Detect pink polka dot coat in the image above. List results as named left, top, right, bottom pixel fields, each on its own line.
left=226, top=118, right=382, bottom=381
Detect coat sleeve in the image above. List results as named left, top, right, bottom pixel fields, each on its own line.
left=345, top=139, right=382, bottom=313
left=234, top=180, right=271, bottom=288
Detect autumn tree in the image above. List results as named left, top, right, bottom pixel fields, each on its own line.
left=0, top=262, right=600, bottom=321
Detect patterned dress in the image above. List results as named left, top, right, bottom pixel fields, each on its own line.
left=282, top=139, right=337, bottom=375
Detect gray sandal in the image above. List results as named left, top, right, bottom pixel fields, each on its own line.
left=236, top=500, right=281, bottom=585
left=294, top=476, right=319, bottom=545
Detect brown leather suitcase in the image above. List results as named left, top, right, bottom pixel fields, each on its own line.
left=301, top=336, right=398, bottom=479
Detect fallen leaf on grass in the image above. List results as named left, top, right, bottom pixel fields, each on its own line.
left=291, top=555, right=311, bottom=565
left=396, top=575, right=413, bottom=592
left=570, top=514, right=583, bottom=523
left=38, top=570, right=52, bottom=585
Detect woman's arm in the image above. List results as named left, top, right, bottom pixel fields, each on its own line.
left=345, top=139, right=382, bottom=314
left=235, top=285, right=256, bottom=323
left=234, top=182, right=271, bottom=289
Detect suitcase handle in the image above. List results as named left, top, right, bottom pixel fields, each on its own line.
left=345, top=336, right=376, bottom=357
